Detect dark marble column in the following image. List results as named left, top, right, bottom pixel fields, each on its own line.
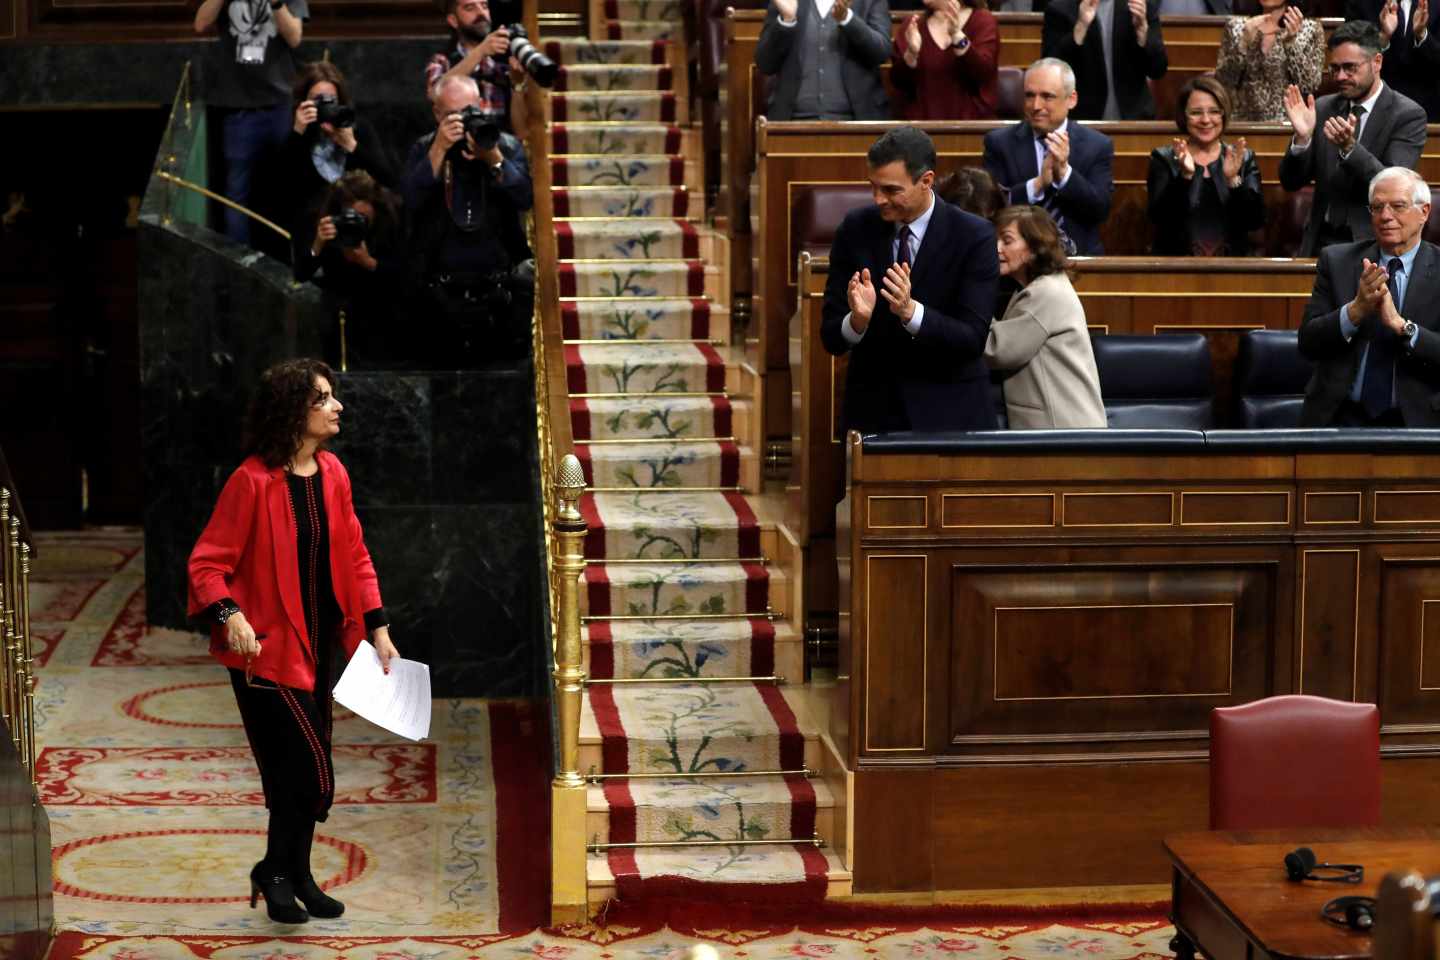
left=332, top=367, right=547, bottom=698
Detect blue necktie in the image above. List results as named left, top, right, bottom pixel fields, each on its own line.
left=1360, top=257, right=1404, bottom=418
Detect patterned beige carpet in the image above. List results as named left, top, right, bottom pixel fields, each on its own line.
left=31, top=529, right=1176, bottom=957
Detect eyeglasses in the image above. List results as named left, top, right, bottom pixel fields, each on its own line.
left=1368, top=201, right=1418, bottom=216
left=1185, top=108, right=1224, bottom=119
left=1327, top=60, right=1369, bottom=76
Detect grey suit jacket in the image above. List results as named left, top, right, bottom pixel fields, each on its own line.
left=1299, top=239, right=1440, bottom=426
left=753, top=0, right=892, bottom=120
left=985, top=272, right=1107, bottom=429
left=1278, top=85, right=1427, bottom=256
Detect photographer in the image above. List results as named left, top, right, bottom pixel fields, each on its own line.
left=194, top=0, right=307, bottom=249
left=294, top=172, right=405, bottom=365
left=284, top=61, right=396, bottom=256
left=424, top=0, right=531, bottom=138
left=402, top=74, right=534, bottom=365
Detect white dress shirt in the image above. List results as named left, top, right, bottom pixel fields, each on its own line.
left=776, top=0, right=853, bottom=25
left=841, top=190, right=936, bottom=344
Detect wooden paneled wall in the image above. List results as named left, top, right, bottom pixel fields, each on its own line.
left=787, top=254, right=1319, bottom=617
left=838, top=436, right=1440, bottom=890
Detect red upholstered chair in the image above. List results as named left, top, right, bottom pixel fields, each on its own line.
left=996, top=67, right=1024, bottom=120
left=1209, top=695, right=1381, bottom=831
left=790, top=184, right=873, bottom=262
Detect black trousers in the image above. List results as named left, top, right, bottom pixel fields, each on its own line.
left=229, top=635, right=337, bottom=822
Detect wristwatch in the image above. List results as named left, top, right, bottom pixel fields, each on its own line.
left=953, top=34, right=970, bottom=49
left=1404, top=319, right=1418, bottom=341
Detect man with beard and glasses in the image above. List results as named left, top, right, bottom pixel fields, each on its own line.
left=423, top=0, right=530, bottom=137
left=1279, top=19, right=1427, bottom=255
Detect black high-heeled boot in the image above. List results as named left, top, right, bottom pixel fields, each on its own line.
left=293, top=873, right=344, bottom=918
left=249, top=862, right=310, bottom=924
left=292, top=818, right=344, bottom=918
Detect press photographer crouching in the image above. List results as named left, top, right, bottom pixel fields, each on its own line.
left=402, top=74, right=534, bottom=366
left=285, top=61, right=396, bottom=261
left=294, top=172, right=404, bottom=365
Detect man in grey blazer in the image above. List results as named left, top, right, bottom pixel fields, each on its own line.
left=1279, top=19, right=1427, bottom=257
left=753, top=0, right=892, bottom=120
left=1300, top=167, right=1440, bottom=427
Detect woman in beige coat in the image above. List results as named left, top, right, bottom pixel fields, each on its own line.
left=985, top=206, right=1107, bottom=429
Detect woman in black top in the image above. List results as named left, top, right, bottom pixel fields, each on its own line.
left=285, top=61, right=396, bottom=260
left=1147, top=76, right=1265, bottom=257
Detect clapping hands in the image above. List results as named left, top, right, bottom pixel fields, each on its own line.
left=1283, top=84, right=1316, bottom=144
left=1173, top=138, right=1195, bottom=179
left=773, top=0, right=798, bottom=22
left=848, top=268, right=877, bottom=332
left=1127, top=0, right=1148, bottom=42
left=1222, top=137, right=1248, bottom=182
left=1323, top=111, right=1359, bottom=152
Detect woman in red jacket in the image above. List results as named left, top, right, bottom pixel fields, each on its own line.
left=188, top=358, right=398, bottom=925
left=892, top=0, right=1000, bottom=120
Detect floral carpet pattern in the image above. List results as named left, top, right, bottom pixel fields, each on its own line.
left=27, top=541, right=1176, bottom=955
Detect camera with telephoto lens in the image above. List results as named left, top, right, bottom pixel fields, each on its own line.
left=456, top=104, right=501, bottom=153
left=505, top=24, right=559, bottom=88
left=331, top=207, right=369, bottom=248
left=312, top=92, right=356, bottom=129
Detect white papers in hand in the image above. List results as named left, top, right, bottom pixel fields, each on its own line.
left=332, top=641, right=432, bottom=741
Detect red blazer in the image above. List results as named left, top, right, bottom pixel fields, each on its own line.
left=188, top=451, right=383, bottom=690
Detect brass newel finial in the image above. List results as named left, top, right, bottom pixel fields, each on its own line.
left=556, top=454, right=586, bottom=520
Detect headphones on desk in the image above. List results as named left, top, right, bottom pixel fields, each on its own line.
left=1321, top=895, right=1378, bottom=932
left=1284, top=847, right=1365, bottom=885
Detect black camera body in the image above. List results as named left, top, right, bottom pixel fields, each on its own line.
left=312, top=93, right=355, bottom=129
left=331, top=207, right=370, bottom=248
left=457, top=104, right=502, bottom=154
left=505, top=24, right=559, bottom=88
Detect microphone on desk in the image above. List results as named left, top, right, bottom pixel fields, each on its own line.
left=1285, top=846, right=1365, bottom=884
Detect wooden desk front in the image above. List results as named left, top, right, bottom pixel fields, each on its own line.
left=1168, top=830, right=1440, bottom=960
left=834, top=437, right=1440, bottom=891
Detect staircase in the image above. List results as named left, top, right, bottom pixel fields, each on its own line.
left=542, top=5, right=850, bottom=906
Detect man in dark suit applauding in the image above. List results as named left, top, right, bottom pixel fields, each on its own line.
left=1280, top=20, right=1427, bottom=256
left=821, top=126, right=999, bottom=433
left=982, top=58, right=1114, bottom=255
left=1041, top=0, right=1167, bottom=119
left=1344, top=0, right=1440, bottom=120
left=1300, top=167, right=1440, bottom=427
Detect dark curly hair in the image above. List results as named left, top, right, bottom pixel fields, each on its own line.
left=243, top=359, right=337, bottom=470
left=995, top=205, right=1071, bottom=281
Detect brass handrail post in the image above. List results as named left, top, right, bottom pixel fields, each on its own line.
left=550, top=453, right=589, bottom=923
left=6, top=513, right=21, bottom=763
left=21, top=540, right=35, bottom=785
left=0, top=490, right=12, bottom=749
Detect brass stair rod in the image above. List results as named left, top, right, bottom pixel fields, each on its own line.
left=586, top=674, right=785, bottom=685
left=583, top=611, right=777, bottom=622
left=588, top=766, right=815, bottom=781
left=589, top=836, right=824, bottom=852
left=552, top=454, right=589, bottom=789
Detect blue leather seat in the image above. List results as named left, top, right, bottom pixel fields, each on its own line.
left=1091, top=334, right=1215, bottom=429
left=1233, top=330, right=1314, bottom=429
